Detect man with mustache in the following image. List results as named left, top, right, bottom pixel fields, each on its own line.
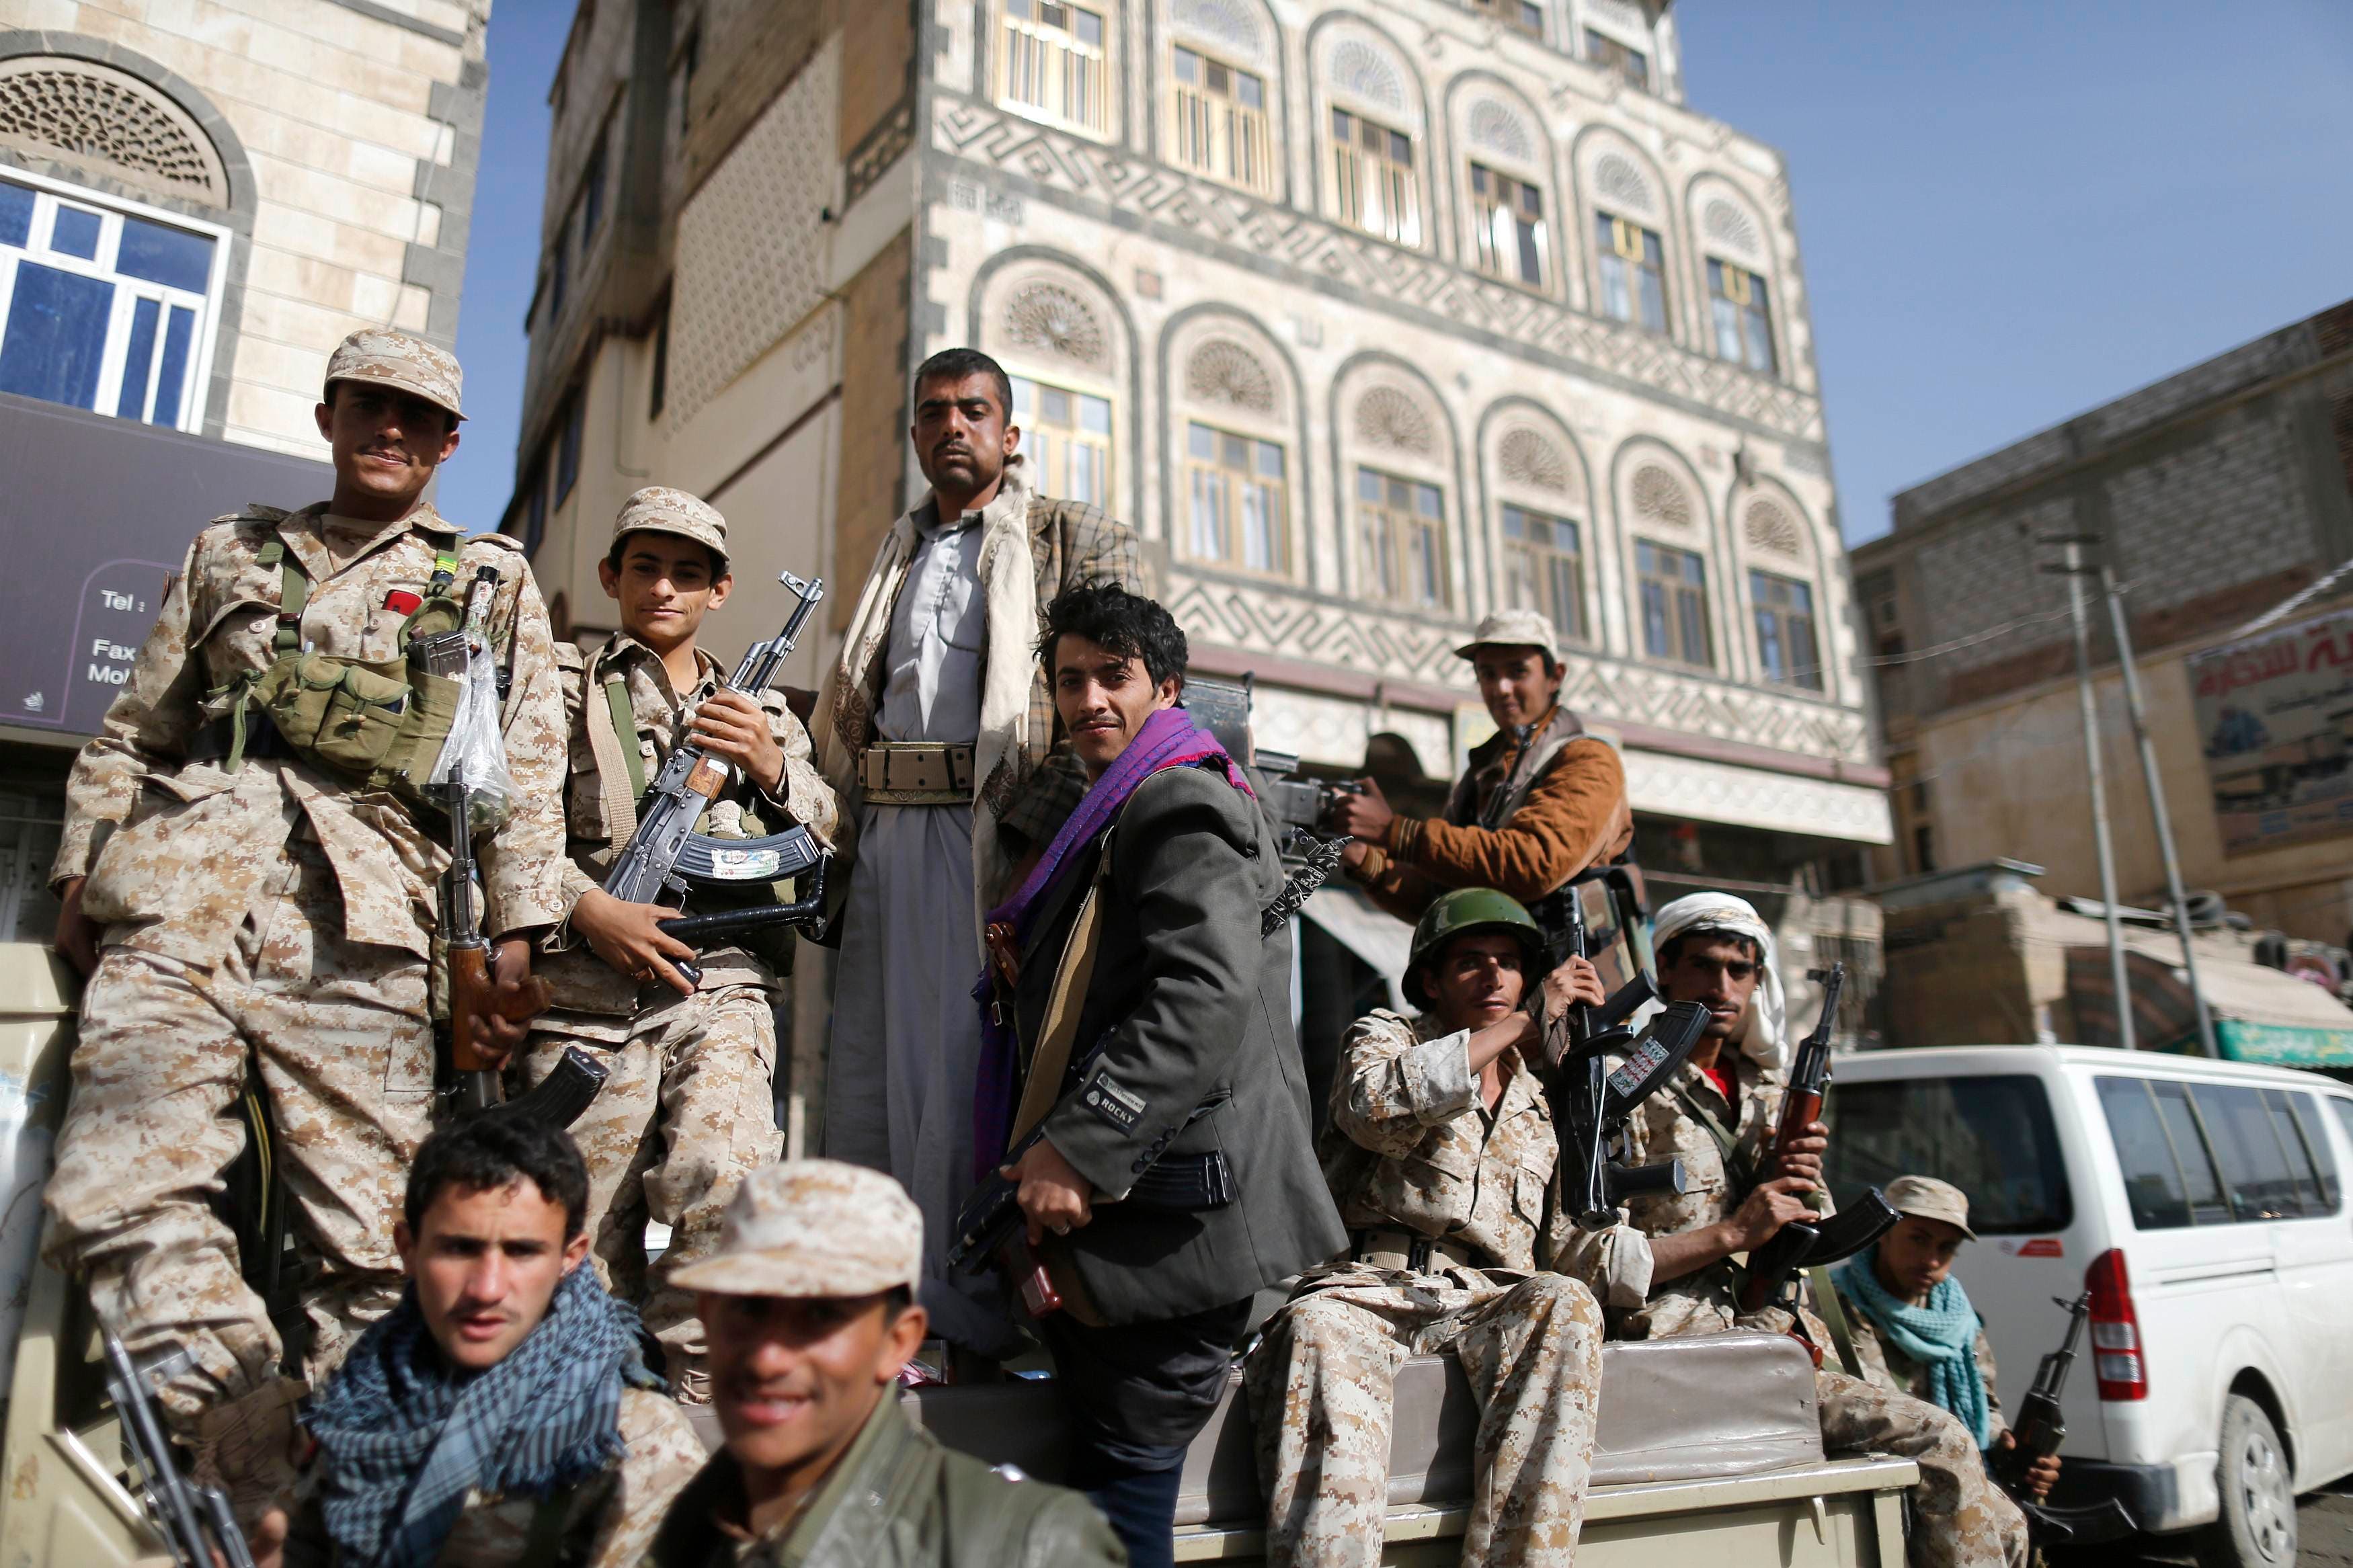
left=1332, top=609, right=1631, bottom=922
left=42, top=329, right=569, bottom=1534
left=643, top=1160, right=1123, bottom=1566
left=1565, top=892, right=2030, bottom=1568
left=815, top=347, right=1145, bottom=1372
left=269, top=1118, right=703, bottom=1568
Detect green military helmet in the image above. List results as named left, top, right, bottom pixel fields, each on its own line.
left=1404, top=888, right=1547, bottom=1009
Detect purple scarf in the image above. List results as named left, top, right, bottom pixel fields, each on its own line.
left=971, top=706, right=1254, bottom=1175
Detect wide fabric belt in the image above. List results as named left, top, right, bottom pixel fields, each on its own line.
left=1352, top=1228, right=1487, bottom=1274
left=860, top=741, right=974, bottom=805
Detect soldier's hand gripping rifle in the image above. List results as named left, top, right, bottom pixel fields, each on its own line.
left=1995, top=1293, right=2139, bottom=1544
left=1736, top=964, right=1900, bottom=1313
left=102, top=1326, right=255, bottom=1568
left=1540, top=869, right=1712, bottom=1229
left=602, top=571, right=833, bottom=985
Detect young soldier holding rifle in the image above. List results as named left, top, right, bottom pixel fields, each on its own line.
left=1568, top=891, right=2031, bottom=1568
left=44, top=331, right=569, bottom=1534
left=516, top=487, right=836, bottom=1405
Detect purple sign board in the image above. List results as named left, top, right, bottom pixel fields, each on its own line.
left=0, top=390, right=333, bottom=741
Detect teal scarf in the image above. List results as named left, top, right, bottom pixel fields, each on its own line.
left=1833, top=1246, right=1993, bottom=1450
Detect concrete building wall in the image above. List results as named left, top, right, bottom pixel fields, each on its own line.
left=0, top=0, right=490, bottom=457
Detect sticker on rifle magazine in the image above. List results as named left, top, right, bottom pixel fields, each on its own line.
left=1607, top=1037, right=1673, bottom=1100
left=1083, top=1073, right=1146, bottom=1132
left=710, top=848, right=783, bottom=879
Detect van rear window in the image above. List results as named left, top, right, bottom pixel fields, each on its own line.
left=1825, top=1074, right=2070, bottom=1233
left=2096, top=1077, right=2344, bottom=1227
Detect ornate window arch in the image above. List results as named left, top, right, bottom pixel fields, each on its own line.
left=1737, top=483, right=1825, bottom=691
left=1165, top=0, right=1279, bottom=196
left=1451, top=80, right=1556, bottom=293
left=1486, top=410, right=1591, bottom=645
left=1172, top=318, right=1295, bottom=577
left=982, top=263, right=1125, bottom=510
left=0, top=46, right=247, bottom=435
left=1579, top=133, right=1673, bottom=339
left=1615, top=444, right=1714, bottom=669
left=1691, top=177, right=1780, bottom=377
left=1340, top=367, right=1455, bottom=611
left=1316, top=26, right=1425, bottom=249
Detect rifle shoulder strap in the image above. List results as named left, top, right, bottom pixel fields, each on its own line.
left=584, top=649, right=644, bottom=855
left=1807, top=1264, right=1866, bottom=1380
left=1668, top=1079, right=1759, bottom=1196
left=1008, top=840, right=1113, bottom=1147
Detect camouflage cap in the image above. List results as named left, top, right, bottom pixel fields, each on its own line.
left=1884, top=1174, right=1977, bottom=1241
left=668, top=1160, right=921, bottom=1298
left=1453, top=607, right=1559, bottom=663
left=323, top=329, right=464, bottom=420
left=611, top=486, right=728, bottom=565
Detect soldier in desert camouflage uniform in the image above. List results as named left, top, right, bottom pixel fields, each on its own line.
left=44, top=330, right=568, bottom=1530
left=514, top=487, right=835, bottom=1402
left=1250, top=890, right=1634, bottom=1568
left=1566, top=893, right=2029, bottom=1568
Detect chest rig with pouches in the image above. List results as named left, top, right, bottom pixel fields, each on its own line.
left=204, top=513, right=495, bottom=817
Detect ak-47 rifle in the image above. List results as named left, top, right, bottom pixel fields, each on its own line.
left=102, top=1326, right=254, bottom=1568
left=1542, top=868, right=1711, bottom=1229
left=603, top=571, right=832, bottom=985
left=1997, top=1293, right=2139, bottom=1544
left=1736, top=963, right=1899, bottom=1313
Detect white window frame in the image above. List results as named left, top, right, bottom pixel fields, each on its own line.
left=0, top=165, right=229, bottom=434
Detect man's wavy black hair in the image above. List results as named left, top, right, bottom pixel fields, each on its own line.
left=1038, top=581, right=1189, bottom=690
left=404, top=1116, right=590, bottom=1240
left=911, top=347, right=1013, bottom=420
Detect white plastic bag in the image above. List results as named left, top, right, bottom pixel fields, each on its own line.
left=428, top=632, right=516, bottom=831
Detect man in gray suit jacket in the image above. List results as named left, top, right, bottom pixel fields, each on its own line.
left=978, top=583, right=1345, bottom=1568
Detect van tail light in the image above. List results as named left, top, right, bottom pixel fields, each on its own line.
left=2086, top=1247, right=2147, bottom=1401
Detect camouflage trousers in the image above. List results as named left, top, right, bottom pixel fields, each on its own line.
left=516, top=983, right=782, bottom=1394
left=1247, top=1266, right=1605, bottom=1568
left=44, top=836, right=432, bottom=1431
left=1817, top=1369, right=2029, bottom=1568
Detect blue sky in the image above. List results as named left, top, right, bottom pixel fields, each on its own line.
left=440, top=1, right=2353, bottom=545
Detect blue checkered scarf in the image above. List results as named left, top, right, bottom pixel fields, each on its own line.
left=303, top=1264, right=663, bottom=1568
left=1834, top=1246, right=1994, bottom=1450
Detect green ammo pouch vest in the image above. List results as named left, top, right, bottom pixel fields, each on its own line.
left=208, top=538, right=479, bottom=815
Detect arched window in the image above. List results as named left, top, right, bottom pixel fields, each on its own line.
left=1177, top=333, right=1293, bottom=576
left=1741, top=493, right=1820, bottom=689
left=1322, top=36, right=1422, bottom=247
left=1167, top=0, right=1276, bottom=195
left=1620, top=455, right=1710, bottom=669
left=1349, top=381, right=1452, bottom=610
left=1492, top=423, right=1587, bottom=643
left=998, top=0, right=1115, bottom=138
left=994, top=274, right=1121, bottom=506
left=0, top=58, right=232, bottom=431
left=1589, top=151, right=1667, bottom=334
left=1700, top=192, right=1777, bottom=375
left=1461, top=95, right=1550, bottom=291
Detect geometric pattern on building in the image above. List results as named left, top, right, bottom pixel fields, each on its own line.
left=1623, top=747, right=1895, bottom=843
left=1326, top=40, right=1406, bottom=111
left=1498, top=427, right=1572, bottom=493
left=0, top=58, right=227, bottom=204
left=1630, top=462, right=1694, bottom=526
left=1467, top=99, right=1534, bottom=163
left=1172, top=0, right=1266, bottom=60
left=1164, top=570, right=1872, bottom=764
left=1003, top=280, right=1109, bottom=370
left=668, top=36, right=835, bottom=426
left=1702, top=198, right=1761, bottom=261
left=1593, top=153, right=1652, bottom=214
left=1185, top=337, right=1277, bottom=413
left=1355, top=384, right=1434, bottom=454
left=1743, top=498, right=1803, bottom=556
left=933, top=97, right=1826, bottom=440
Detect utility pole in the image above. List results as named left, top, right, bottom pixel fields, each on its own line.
left=2102, top=565, right=2219, bottom=1057
left=2047, top=538, right=2135, bottom=1050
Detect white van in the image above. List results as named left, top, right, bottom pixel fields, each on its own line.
left=1825, top=1045, right=2353, bottom=1568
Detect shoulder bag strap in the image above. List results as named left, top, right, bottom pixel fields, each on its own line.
left=1007, top=839, right=1114, bottom=1147
left=1807, top=1264, right=1866, bottom=1380
left=582, top=648, right=644, bottom=857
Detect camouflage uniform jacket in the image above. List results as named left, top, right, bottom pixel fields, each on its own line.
left=1838, top=1289, right=2009, bottom=1440
left=286, top=1386, right=704, bottom=1568
left=641, top=1395, right=1122, bottom=1568
left=52, top=501, right=567, bottom=961
left=1319, top=1008, right=1648, bottom=1301
left=540, top=632, right=836, bottom=1022
left=1610, top=1047, right=1791, bottom=1337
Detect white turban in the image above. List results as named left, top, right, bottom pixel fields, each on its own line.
left=1652, top=893, right=1787, bottom=1070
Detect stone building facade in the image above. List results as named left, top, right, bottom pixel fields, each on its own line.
left=0, top=0, right=490, bottom=454
left=506, top=0, right=1892, bottom=1110
left=1856, top=300, right=2353, bottom=945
